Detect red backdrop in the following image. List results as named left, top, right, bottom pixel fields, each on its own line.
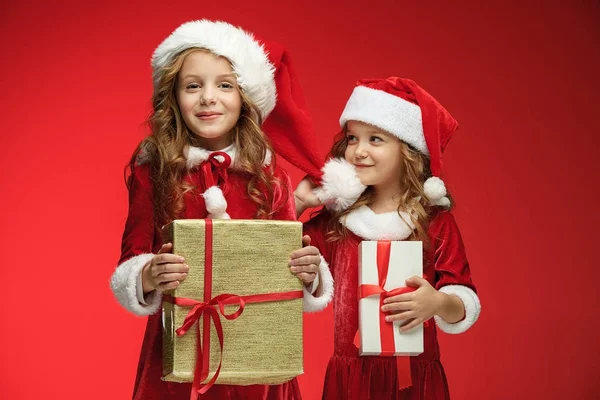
left=1, top=1, right=599, bottom=399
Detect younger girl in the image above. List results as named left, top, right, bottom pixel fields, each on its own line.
left=294, top=77, right=481, bottom=399
left=110, top=20, right=332, bottom=400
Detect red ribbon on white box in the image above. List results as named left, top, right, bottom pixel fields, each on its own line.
left=355, top=240, right=424, bottom=390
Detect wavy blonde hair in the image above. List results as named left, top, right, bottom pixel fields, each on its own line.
left=126, top=47, right=282, bottom=227
left=325, top=126, right=452, bottom=245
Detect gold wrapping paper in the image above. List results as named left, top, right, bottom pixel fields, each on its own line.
left=161, top=219, right=303, bottom=385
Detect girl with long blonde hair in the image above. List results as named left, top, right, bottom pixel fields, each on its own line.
left=295, top=77, right=481, bottom=399
left=110, top=20, right=332, bottom=400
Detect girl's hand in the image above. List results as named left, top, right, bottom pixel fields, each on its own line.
left=294, top=177, right=322, bottom=217
left=289, top=235, right=321, bottom=286
left=381, top=276, right=443, bottom=332
left=141, top=243, right=190, bottom=294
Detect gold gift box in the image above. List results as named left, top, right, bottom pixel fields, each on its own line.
left=161, top=219, right=303, bottom=385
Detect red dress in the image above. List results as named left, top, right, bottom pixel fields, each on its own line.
left=304, top=206, right=480, bottom=400
left=110, top=148, right=314, bottom=400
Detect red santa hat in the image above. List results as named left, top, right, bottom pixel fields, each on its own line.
left=317, top=77, right=457, bottom=210
left=150, top=20, right=323, bottom=218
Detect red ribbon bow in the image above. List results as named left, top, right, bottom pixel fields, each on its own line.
left=163, top=293, right=245, bottom=395
left=199, top=151, right=231, bottom=193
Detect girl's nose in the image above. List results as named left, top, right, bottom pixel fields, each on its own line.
left=200, top=87, right=217, bottom=105
left=354, top=142, right=368, bottom=159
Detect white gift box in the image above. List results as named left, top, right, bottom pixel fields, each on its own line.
left=357, top=241, right=424, bottom=356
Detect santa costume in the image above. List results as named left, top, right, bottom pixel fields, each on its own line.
left=306, top=77, right=481, bottom=400
left=109, top=20, right=333, bottom=400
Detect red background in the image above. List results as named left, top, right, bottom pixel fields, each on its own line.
left=1, top=1, right=599, bottom=399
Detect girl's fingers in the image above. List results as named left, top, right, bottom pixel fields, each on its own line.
left=405, top=275, right=428, bottom=288
left=153, top=253, right=185, bottom=265
left=290, top=246, right=319, bottom=260
left=290, top=263, right=319, bottom=274
left=381, top=301, right=414, bottom=313
left=400, top=317, right=423, bottom=332
left=386, top=311, right=416, bottom=322
left=157, top=243, right=173, bottom=254
left=156, top=280, right=180, bottom=292
left=382, top=292, right=414, bottom=304
left=289, top=254, right=320, bottom=267
left=296, top=272, right=316, bottom=283
left=301, top=235, right=312, bottom=247
left=154, top=263, right=190, bottom=276
left=156, top=272, right=188, bottom=283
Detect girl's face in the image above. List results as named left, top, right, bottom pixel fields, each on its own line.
left=344, top=120, right=404, bottom=188
left=176, top=50, right=242, bottom=150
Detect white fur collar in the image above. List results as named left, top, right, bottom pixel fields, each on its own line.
left=341, top=205, right=415, bottom=240
left=137, top=143, right=272, bottom=169
left=185, top=144, right=235, bottom=169
left=185, top=144, right=272, bottom=169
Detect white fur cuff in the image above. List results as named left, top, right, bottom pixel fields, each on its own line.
left=314, top=158, right=366, bottom=212
left=434, top=285, right=481, bottom=334
left=303, top=256, right=334, bottom=312
left=110, top=253, right=163, bottom=316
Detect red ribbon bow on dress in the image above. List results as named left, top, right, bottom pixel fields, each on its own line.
left=199, top=151, right=231, bottom=193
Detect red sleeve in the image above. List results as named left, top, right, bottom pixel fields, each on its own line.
left=271, top=167, right=334, bottom=312
left=271, top=166, right=297, bottom=221
left=429, top=210, right=477, bottom=293
left=110, top=165, right=162, bottom=316
left=302, top=210, right=333, bottom=268
left=302, top=209, right=335, bottom=312
left=118, top=165, right=156, bottom=264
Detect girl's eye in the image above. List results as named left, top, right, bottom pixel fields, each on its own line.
left=219, top=82, right=234, bottom=89
left=347, top=135, right=358, bottom=142
left=187, top=83, right=201, bottom=89
left=370, top=136, right=383, bottom=143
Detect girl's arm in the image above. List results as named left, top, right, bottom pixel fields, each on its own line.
left=109, top=166, right=163, bottom=316
left=294, top=177, right=322, bottom=218
left=273, top=168, right=334, bottom=312
left=298, top=212, right=334, bottom=312
left=382, top=211, right=480, bottom=333
left=433, top=289, right=467, bottom=324
left=429, top=211, right=481, bottom=334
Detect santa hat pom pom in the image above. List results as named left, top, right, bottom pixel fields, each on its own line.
left=314, top=158, right=367, bottom=212
left=424, top=177, right=450, bottom=207
left=435, top=196, right=451, bottom=208
left=203, top=186, right=230, bottom=218
left=424, top=177, right=446, bottom=199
